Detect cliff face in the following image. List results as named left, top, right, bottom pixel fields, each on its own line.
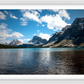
left=29, top=35, right=47, bottom=45
left=47, top=25, right=71, bottom=43
left=9, top=39, right=23, bottom=46
left=47, top=32, right=61, bottom=43
left=43, top=18, right=84, bottom=47
left=43, top=25, right=71, bottom=47
left=53, top=18, right=84, bottom=47
left=9, top=18, right=84, bottom=48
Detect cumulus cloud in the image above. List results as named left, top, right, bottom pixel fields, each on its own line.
left=18, top=39, right=31, bottom=43
left=42, top=24, right=45, bottom=27
left=23, top=10, right=41, bottom=23
left=20, top=9, right=41, bottom=26
left=58, top=9, right=70, bottom=20
left=9, top=32, right=24, bottom=38
left=38, top=33, right=51, bottom=40
left=37, top=9, right=42, bottom=12
left=36, top=24, right=39, bottom=26
left=34, top=34, right=36, bottom=36
left=0, top=23, right=12, bottom=39
left=20, top=9, right=70, bottom=31
left=24, top=39, right=31, bottom=41
left=40, top=14, right=70, bottom=31
left=37, top=30, right=40, bottom=32
left=0, top=23, right=7, bottom=29
left=50, top=9, right=59, bottom=12
left=0, top=40, right=11, bottom=44
left=4, top=11, right=8, bottom=15
left=0, top=23, right=24, bottom=42
left=18, top=39, right=24, bottom=43
left=0, top=11, right=6, bottom=20
left=10, top=14, right=18, bottom=19
left=21, top=22, right=28, bottom=26
left=0, top=37, right=6, bottom=40
left=0, top=28, right=11, bottom=40
left=20, top=18, right=28, bottom=26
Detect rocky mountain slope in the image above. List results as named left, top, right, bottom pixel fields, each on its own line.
left=7, top=18, right=84, bottom=48
left=51, top=18, right=84, bottom=47
left=9, top=39, right=23, bottom=46
left=43, top=25, right=71, bottom=47
left=16, top=36, right=47, bottom=48
left=28, top=35, right=47, bottom=45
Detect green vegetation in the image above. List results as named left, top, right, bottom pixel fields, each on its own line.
left=0, top=44, right=26, bottom=49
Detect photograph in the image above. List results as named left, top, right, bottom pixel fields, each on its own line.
left=0, top=8, right=84, bottom=75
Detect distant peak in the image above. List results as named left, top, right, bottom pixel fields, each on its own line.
left=13, top=39, right=18, bottom=41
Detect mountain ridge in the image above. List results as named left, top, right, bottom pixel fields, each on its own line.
left=1, top=17, right=84, bottom=48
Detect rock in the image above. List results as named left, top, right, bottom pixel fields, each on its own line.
left=9, top=39, right=23, bottom=46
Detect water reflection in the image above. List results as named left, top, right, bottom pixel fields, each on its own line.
left=0, top=48, right=84, bottom=74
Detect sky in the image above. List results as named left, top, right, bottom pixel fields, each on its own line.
left=0, top=9, right=84, bottom=43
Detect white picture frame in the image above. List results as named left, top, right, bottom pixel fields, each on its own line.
left=0, top=0, right=84, bottom=84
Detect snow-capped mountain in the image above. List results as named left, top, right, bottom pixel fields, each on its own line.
left=28, top=35, right=47, bottom=45
left=9, top=39, right=23, bottom=46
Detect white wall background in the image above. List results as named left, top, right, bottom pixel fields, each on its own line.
left=0, top=79, right=84, bottom=84
left=0, top=0, right=84, bottom=5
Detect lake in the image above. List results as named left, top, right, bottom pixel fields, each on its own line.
left=0, top=48, right=84, bottom=74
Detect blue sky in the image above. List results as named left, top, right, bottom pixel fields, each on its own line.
left=0, top=9, right=84, bottom=43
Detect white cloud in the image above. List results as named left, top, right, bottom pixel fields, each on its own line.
left=37, top=30, right=40, bottom=32
left=0, top=11, right=6, bottom=20
left=36, top=24, right=39, bottom=26
left=0, top=29, right=10, bottom=38
left=18, top=39, right=24, bottom=43
left=0, top=23, right=12, bottom=38
left=0, top=37, right=6, bottom=40
left=23, top=10, right=41, bottom=23
left=21, top=22, right=28, bottom=26
left=20, top=18, right=27, bottom=22
left=38, top=33, right=51, bottom=40
left=4, top=11, right=8, bottom=15
left=0, top=40, right=11, bottom=44
left=0, top=23, right=24, bottom=43
left=20, top=9, right=70, bottom=31
left=18, top=39, right=31, bottom=43
left=40, top=14, right=70, bottom=31
left=42, top=24, right=45, bottom=27
left=37, top=9, right=42, bottom=12
left=9, top=32, right=24, bottom=38
left=34, top=34, right=36, bottom=36
left=20, top=10, right=41, bottom=26
left=0, top=23, right=7, bottom=29
left=24, top=39, right=31, bottom=41
left=20, top=18, right=28, bottom=26
left=58, top=9, right=70, bottom=20
left=10, top=14, right=18, bottom=19
left=50, top=9, right=59, bottom=12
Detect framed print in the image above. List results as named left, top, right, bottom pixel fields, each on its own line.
left=0, top=2, right=84, bottom=84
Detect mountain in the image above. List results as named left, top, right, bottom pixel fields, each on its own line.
left=42, top=18, right=84, bottom=47
left=61, top=25, right=71, bottom=32
left=28, top=35, right=47, bottom=45
left=51, top=18, right=84, bottom=47
left=17, top=44, right=35, bottom=48
left=43, top=25, right=71, bottom=47
left=7, top=18, right=84, bottom=48
left=9, top=39, right=23, bottom=46
left=17, top=36, right=47, bottom=48
left=47, top=32, right=62, bottom=43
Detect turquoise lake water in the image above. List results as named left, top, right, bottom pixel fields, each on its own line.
left=0, top=48, right=84, bottom=74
